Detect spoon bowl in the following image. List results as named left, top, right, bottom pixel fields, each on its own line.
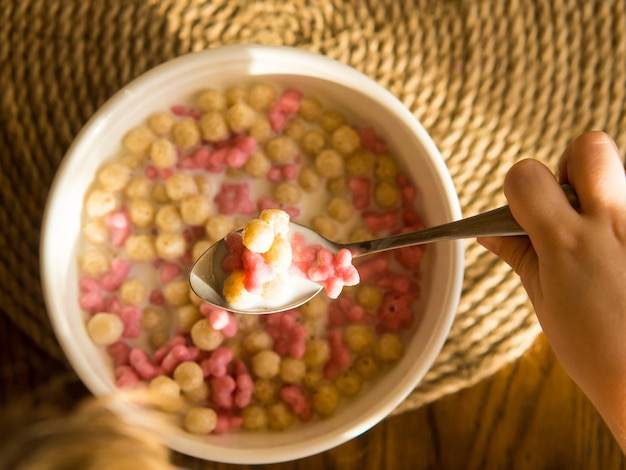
left=190, top=184, right=580, bottom=314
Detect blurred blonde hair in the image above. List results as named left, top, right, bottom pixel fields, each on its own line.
left=0, top=376, right=175, bottom=470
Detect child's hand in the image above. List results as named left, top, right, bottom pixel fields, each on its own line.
left=478, top=131, right=626, bottom=450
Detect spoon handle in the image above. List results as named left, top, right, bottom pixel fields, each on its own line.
left=346, top=184, right=579, bottom=257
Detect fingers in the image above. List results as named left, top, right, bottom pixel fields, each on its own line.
left=477, top=235, right=541, bottom=300
left=503, top=159, right=578, bottom=254
left=557, top=131, right=626, bottom=215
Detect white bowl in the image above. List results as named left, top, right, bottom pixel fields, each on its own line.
left=40, top=45, right=463, bottom=464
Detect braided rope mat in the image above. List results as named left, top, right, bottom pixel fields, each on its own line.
left=2, top=0, right=626, bottom=416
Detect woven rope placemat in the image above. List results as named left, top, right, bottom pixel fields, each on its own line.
left=1, top=0, right=625, bottom=414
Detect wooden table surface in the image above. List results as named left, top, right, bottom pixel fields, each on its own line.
left=3, top=319, right=625, bottom=469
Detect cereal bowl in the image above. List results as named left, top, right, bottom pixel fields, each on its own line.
left=40, top=45, right=463, bottom=464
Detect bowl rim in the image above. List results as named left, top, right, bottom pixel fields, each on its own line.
left=40, top=44, right=464, bottom=464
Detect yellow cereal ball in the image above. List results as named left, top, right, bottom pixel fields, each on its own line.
left=148, top=111, right=176, bottom=135
left=141, top=306, right=167, bottom=331
left=199, top=111, right=230, bottom=142
left=123, top=126, right=154, bottom=156
left=349, top=226, right=375, bottom=243
left=173, top=361, right=204, bottom=392
left=374, top=333, right=405, bottom=362
left=242, top=218, right=275, bottom=253
left=163, top=280, right=190, bottom=307
left=326, top=175, right=348, bottom=195
left=79, top=249, right=110, bottom=277
left=82, top=219, right=109, bottom=246
left=353, top=353, right=380, bottom=380
left=355, top=283, right=383, bottom=311
left=303, top=338, right=330, bottom=368
left=194, top=175, right=212, bottom=196
left=225, top=85, right=248, bottom=105
left=251, top=350, right=281, bottom=379
left=259, top=209, right=290, bottom=237
left=312, top=383, right=340, bottom=416
left=196, top=88, right=227, bottom=113
left=299, top=295, right=329, bottom=321
left=300, top=370, right=321, bottom=392
left=148, top=328, right=170, bottom=350
left=97, top=162, right=132, bottom=192
left=253, top=378, right=279, bottom=404
left=300, top=129, right=327, bottom=156
left=86, top=312, right=124, bottom=345
left=120, top=279, right=148, bottom=306
left=205, top=214, right=235, bottom=242
left=298, top=97, right=322, bottom=122
left=320, top=110, right=347, bottom=133
left=346, top=150, right=375, bottom=176
left=226, top=102, right=256, bottom=133
left=149, top=376, right=182, bottom=412
left=374, top=154, right=399, bottom=180
left=192, top=239, right=212, bottom=263
left=155, top=204, right=183, bottom=232
left=184, top=407, right=217, bottom=434
left=124, top=234, right=157, bottom=262
left=283, top=117, right=307, bottom=142
left=183, top=381, right=210, bottom=403
left=119, top=153, right=144, bottom=170
left=248, top=83, right=277, bottom=112
left=242, top=150, right=270, bottom=179
left=265, top=135, right=298, bottom=163
left=151, top=183, right=170, bottom=204
left=180, top=194, right=211, bottom=226
left=249, top=116, right=273, bottom=144
left=261, top=272, right=287, bottom=301
left=374, top=180, right=400, bottom=208
left=149, top=137, right=177, bottom=168
left=343, top=324, right=375, bottom=354
left=263, top=236, right=292, bottom=270
left=191, top=318, right=224, bottom=351
left=222, top=270, right=249, bottom=305
left=331, top=125, right=361, bottom=156
left=327, top=197, right=352, bottom=222
left=243, top=330, right=274, bottom=355
left=311, top=215, right=337, bottom=241
left=241, top=405, right=269, bottom=431
left=273, top=181, right=302, bottom=205
left=165, top=172, right=198, bottom=201
left=335, top=370, right=362, bottom=396
left=267, top=401, right=296, bottom=431
left=279, top=358, right=306, bottom=384
left=85, top=189, right=119, bottom=217
left=125, top=176, right=152, bottom=199
left=314, top=149, right=344, bottom=178
left=128, top=198, right=156, bottom=228
left=155, top=232, right=186, bottom=260
left=172, top=117, right=201, bottom=150
left=176, top=304, right=202, bottom=333
left=297, top=166, right=320, bottom=192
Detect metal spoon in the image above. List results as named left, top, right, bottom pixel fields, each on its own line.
left=190, top=185, right=579, bottom=315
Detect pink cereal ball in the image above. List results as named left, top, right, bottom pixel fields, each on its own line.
left=86, top=312, right=124, bottom=345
